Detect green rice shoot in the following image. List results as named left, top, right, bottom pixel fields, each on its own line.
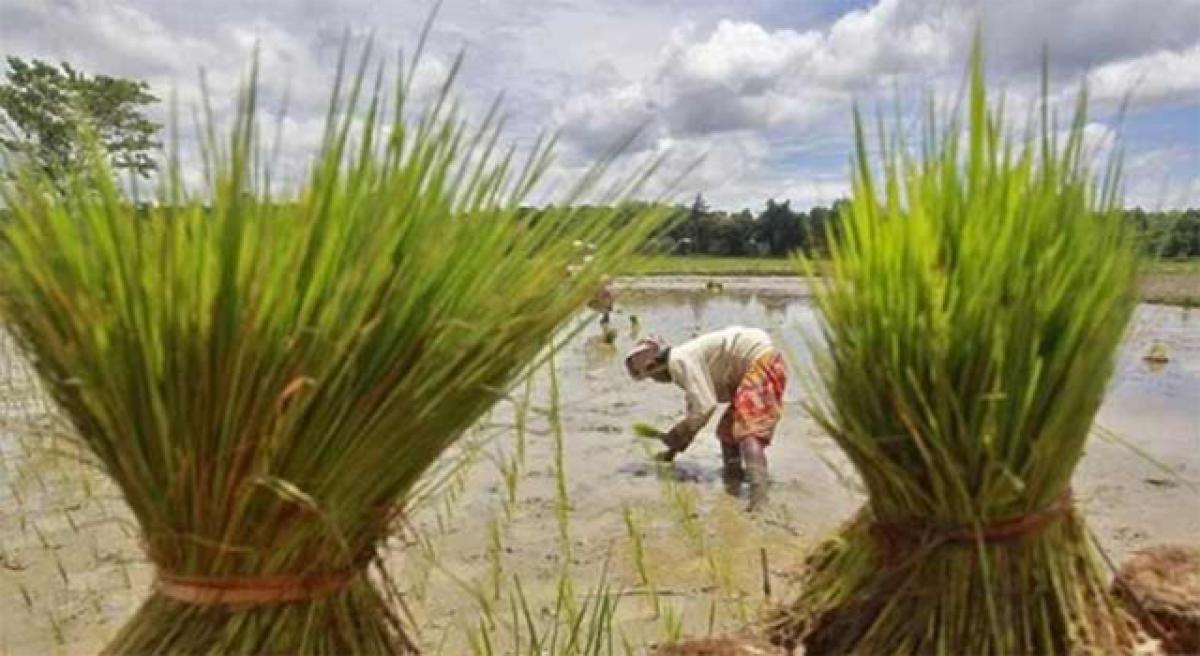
left=772, top=40, right=1142, bottom=654
left=632, top=422, right=665, bottom=439
left=0, top=37, right=670, bottom=654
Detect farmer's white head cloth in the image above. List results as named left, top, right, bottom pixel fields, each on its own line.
left=625, top=336, right=668, bottom=380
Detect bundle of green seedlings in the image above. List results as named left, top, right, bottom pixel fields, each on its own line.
left=771, top=44, right=1143, bottom=653
left=0, top=40, right=669, bottom=654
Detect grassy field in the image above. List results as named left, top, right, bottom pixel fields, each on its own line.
left=628, top=255, right=806, bottom=276
left=1139, top=259, right=1200, bottom=307
left=1143, top=258, right=1200, bottom=274
left=628, top=256, right=1198, bottom=306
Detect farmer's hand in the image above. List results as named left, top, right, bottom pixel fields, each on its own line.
left=661, top=427, right=692, bottom=452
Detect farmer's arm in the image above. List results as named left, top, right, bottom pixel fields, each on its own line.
left=662, top=359, right=717, bottom=454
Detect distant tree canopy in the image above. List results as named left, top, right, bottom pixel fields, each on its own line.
left=636, top=195, right=1200, bottom=259
left=1127, top=207, right=1200, bottom=258
left=638, top=194, right=850, bottom=258
left=0, top=56, right=160, bottom=182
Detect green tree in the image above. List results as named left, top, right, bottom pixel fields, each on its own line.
left=0, top=57, right=160, bottom=181
left=756, top=198, right=805, bottom=256
left=685, top=193, right=710, bottom=253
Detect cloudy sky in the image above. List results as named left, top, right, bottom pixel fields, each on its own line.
left=3, top=0, right=1198, bottom=209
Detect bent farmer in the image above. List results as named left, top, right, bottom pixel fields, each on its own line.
left=625, top=326, right=787, bottom=510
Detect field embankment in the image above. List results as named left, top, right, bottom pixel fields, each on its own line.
left=631, top=257, right=1199, bottom=306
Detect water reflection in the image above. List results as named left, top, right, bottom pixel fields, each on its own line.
left=582, top=334, right=618, bottom=372
left=610, top=289, right=1197, bottom=405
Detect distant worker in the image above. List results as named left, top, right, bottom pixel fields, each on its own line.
left=624, top=327, right=787, bottom=510
left=587, top=279, right=615, bottom=325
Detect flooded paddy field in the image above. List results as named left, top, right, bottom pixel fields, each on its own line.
left=1, top=276, right=1197, bottom=654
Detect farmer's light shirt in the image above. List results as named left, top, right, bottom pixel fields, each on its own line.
left=667, top=326, right=774, bottom=439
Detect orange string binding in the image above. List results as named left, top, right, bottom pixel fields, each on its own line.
left=871, top=489, right=1075, bottom=546
left=156, top=568, right=361, bottom=606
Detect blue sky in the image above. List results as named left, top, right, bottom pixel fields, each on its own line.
left=3, top=0, right=1197, bottom=209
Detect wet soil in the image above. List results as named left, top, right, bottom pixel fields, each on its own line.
left=1, top=276, right=1197, bottom=654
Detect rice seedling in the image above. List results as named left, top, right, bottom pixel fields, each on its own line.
left=429, top=625, right=452, bottom=656
left=429, top=435, right=486, bottom=527
left=401, top=534, right=435, bottom=600
left=622, top=505, right=659, bottom=615
left=633, top=423, right=738, bottom=608
left=119, top=562, right=132, bottom=589
left=1143, top=340, right=1169, bottom=364
left=54, top=554, right=69, bottom=588
left=17, top=583, right=33, bottom=611
left=772, top=42, right=1142, bottom=653
left=487, top=517, right=504, bottom=601
left=621, top=507, right=650, bottom=587
left=514, top=375, right=533, bottom=466
left=30, top=521, right=53, bottom=550
left=703, top=550, right=734, bottom=604
left=663, top=475, right=703, bottom=548
left=706, top=596, right=718, bottom=636
left=475, top=579, right=499, bottom=630
left=0, top=31, right=670, bottom=653
left=660, top=602, right=684, bottom=644
left=47, top=612, right=64, bottom=646
left=467, top=617, right=495, bottom=655
left=63, top=508, right=78, bottom=533
left=631, top=422, right=664, bottom=439
left=548, top=354, right=573, bottom=558
left=496, top=449, right=521, bottom=519
left=476, top=563, right=623, bottom=655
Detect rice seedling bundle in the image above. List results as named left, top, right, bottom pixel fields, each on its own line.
left=773, top=45, right=1142, bottom=653
left=0, top=45, right=669, bottom=653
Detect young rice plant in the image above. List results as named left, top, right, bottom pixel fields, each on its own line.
left=0, top=41, right=670, bottom=654
left=773, top=43, right=1143, bottom=653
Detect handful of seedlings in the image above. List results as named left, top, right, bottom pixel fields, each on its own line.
left=632, top=422, right=666, bottom=439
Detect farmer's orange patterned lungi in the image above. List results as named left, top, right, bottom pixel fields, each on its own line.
left=716, top=350, right=787, bottom=446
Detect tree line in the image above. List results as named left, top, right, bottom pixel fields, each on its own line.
left=2, top=55, right=1198, bottom=258
left=632, top=194, right=1200, bottom=259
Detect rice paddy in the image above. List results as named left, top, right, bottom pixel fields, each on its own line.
left=1, top=288, right=1196, bottom=654
left=0, top=29, right=1196, bottom=655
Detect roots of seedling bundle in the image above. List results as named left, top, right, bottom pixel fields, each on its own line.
left=655, top=635, right=785, bottom=655
left=103, top=574, right=417, bottom=655
left=766, top=509, right=1143, bottom=655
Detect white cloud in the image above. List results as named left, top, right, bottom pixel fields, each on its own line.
left=977, top=0, right=1200, bottom=74
left=0, top=0, right=1196, bottom=208
left=1123, top=145, right=1200, bottom=209
left=1088, top=45, right=1200, bottom=105
left=554, top=81, right=663, bottom=162
left=547, top=0, right=1197, bottom=208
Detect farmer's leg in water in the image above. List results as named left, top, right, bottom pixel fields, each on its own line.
left=741, top=437, right=769, bottom=510
left=716, top=409, right=745, bottom=495
left=720, top=441, right=745, bottom=497
left=721, top=442, right=744, bottom=479
left=727, top=350, right=787, bottom=511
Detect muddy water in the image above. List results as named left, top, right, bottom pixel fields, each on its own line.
left=1, top=277, right=1197, bottom=654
